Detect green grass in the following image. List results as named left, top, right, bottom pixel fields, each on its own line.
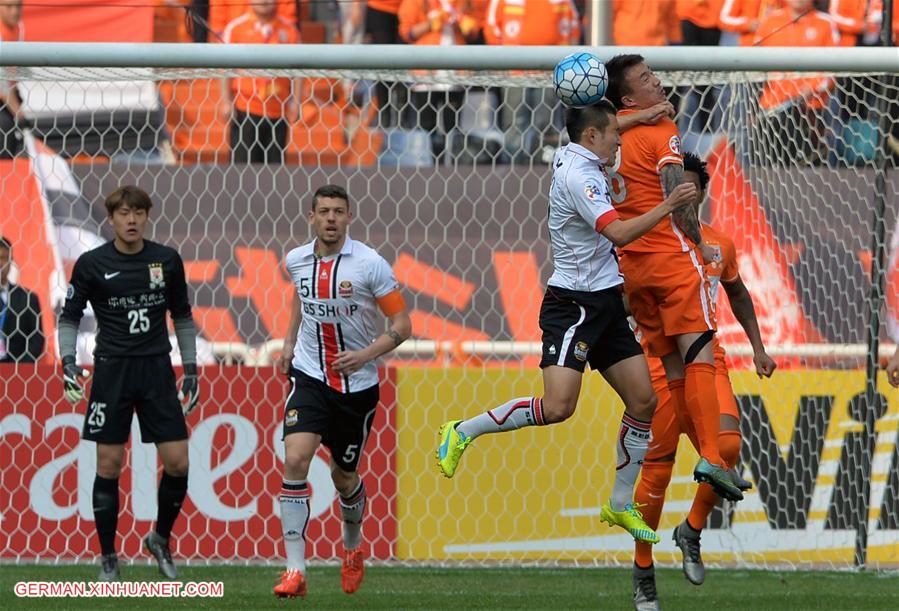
left=1, top=565, right=896, bottom=610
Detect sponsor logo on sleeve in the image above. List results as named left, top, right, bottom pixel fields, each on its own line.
left=668, top=135, right=681, bottom=155
left=584, top=184, right=604, bottom=202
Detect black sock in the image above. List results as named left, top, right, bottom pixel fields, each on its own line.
left=156, top=472, right=188, bottom=540
left=92, top=475, right=119, bottom=556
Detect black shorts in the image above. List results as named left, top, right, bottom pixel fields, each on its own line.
left=83, top=355, right=188, bottom=445
left=283, top=370, right=380, bottom=472
left=538, top=285, right=644, bottom=373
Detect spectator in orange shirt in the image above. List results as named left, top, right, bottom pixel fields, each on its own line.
left=398, top=0, right=480, bottom=161
left=752, top=0, right=838, bottom=165
left=828, top=0, right=865, bottom=46
left=719, top=0, right=782, bottom=45
left=677, top=0, right=724, bottom=132
left=208, top=0, right=297, bottom=41
left=612, top=0, right=681, bottom=46
left=0, top=0, right=23, bottom=158
left=222, top=0, right=301, bottom=164
left=486, top=0, right=580, bottom=161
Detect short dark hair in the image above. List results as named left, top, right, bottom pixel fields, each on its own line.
left=311, top=184, right=350, bottom=211
left=683, top=152, right=710, bottom=191
left=605, top=54, right=645, bottom=110
left=104, top=185, right=153, bottom=216
left=0, top=236, right=11, bottom=252
left=565, top=100, right=617, bottom=144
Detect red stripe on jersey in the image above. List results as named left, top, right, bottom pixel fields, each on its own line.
left=317, top=259, right=335, bottom=298
left=594, top=209, right=620, bottom=234
left=321, top=322, right=343, bottom=391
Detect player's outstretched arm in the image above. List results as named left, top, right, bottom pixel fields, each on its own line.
left=277, top=290, right=303, bottom=376
left=332, top=307, right=412, bottom=375
left=600, top=182, right=697, bottom=247
left=616, top=101, right=675, bottom=133
left=722, top=275, right=777, bottom=378
left=887, top=345, right=899, bottom=388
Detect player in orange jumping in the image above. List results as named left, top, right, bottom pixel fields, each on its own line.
left=604, top=54, right=745, bottom=503
left=630, top=153, right=777, bottom=611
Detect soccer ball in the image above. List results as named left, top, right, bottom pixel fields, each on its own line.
left=553, top=52, right=608, bottom=108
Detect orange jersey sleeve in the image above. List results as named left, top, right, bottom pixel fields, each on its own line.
left=610, top=112, right=686, bottom=253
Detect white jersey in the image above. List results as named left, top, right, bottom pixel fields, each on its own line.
left=285, top=236, right=400, bottom=393
left=547, top=142, right=624, bottom=292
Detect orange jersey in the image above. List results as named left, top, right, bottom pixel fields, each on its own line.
left=209, top=1, right=297, bottom=41
left=828, top=0, right=866, bottom=46
left=485, top=0, right=580, bottom=45
left=610, top=111, right=686, bottom=253
left=398, top=0, right=472, bottom=45
left=369, top=0, right=403, bottom=14
left=223, top=13, right=299, bottom=118
left=676, top=0, right=725, bottom=29
left=612, top=0, right=681, bottom=45
left=719, top=0, right=782, bottom=45
left=755, top=9, right=838, bottom=111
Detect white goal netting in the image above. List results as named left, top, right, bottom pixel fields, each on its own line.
left=1, top=52, right=898, bottom=569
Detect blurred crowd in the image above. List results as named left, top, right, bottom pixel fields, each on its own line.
left=1, top=0, right=898, bottom=166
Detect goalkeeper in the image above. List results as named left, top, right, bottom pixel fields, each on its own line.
left=58, top=185, right=200, bottom=582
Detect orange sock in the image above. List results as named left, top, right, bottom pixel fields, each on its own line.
left=686, top=430, right=743, bottom=531
left=634, top=460, right=673, bottom=568
left=667, top=378, right=699, bottom=453
left=718, top=430, right=742, bottom=468
left=684, top=362, right=721, bottom=465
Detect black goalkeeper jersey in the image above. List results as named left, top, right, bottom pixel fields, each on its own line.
left=60, top=240, right=192, bottom=358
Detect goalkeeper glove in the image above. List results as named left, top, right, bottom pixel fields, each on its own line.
left=62, top=355, right=89, bottom=404
left=178, top=363, right=200, bottom=416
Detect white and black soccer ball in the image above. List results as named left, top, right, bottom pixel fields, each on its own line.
left=553, top=52, right=608, bottom=108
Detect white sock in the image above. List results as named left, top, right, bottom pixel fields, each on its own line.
left=611, top=414, right=651, bottom=511
left=339, top=479, right=366, bottom=551
left=456, top=397, right=545, bottom=440
left=280, top=479, right=310, bottom=572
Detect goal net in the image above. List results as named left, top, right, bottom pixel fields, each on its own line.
left=1, top=46, right=897, bottom=570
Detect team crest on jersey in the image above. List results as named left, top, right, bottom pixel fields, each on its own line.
left=668, top=135, right=681, bottom=155
left=285, top=409, right=298, bottom=427
left=148, top=263, right=165, bottom=289
left=339, top=280, right=353, bottom=298
left=584, top=184, right=603, bottom=201
left=574, top=341, right=589, bottom=362
left=66, top=284, right=74, bottom=300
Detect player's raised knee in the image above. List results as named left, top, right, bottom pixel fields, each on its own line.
left=541, top=397, right=578, bottom=424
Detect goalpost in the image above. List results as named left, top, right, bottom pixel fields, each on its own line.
left=1, top=43, right=897, bottom=569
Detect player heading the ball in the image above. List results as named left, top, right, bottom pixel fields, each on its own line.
left=436, top=101, right=697, bottom=545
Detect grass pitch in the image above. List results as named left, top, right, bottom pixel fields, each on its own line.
left=1, top=564, right=896, bottom=609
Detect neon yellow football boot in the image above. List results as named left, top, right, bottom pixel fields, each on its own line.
left=436, top=420, right=472, bottom=478
left=600, top=501, right=660, bottom=544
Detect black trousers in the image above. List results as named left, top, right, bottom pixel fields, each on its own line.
left=365, top=8, right=403, bottom=127
left=679, top=20, right=721, bottom=131
left=230, top=109, right=288, bottom=164
left=0, top=102, right=22, bottom=159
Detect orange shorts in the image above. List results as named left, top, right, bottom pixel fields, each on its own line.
left=644, top=355, right=738, bottom=462
left=620, top=250, right=716, bottom=357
